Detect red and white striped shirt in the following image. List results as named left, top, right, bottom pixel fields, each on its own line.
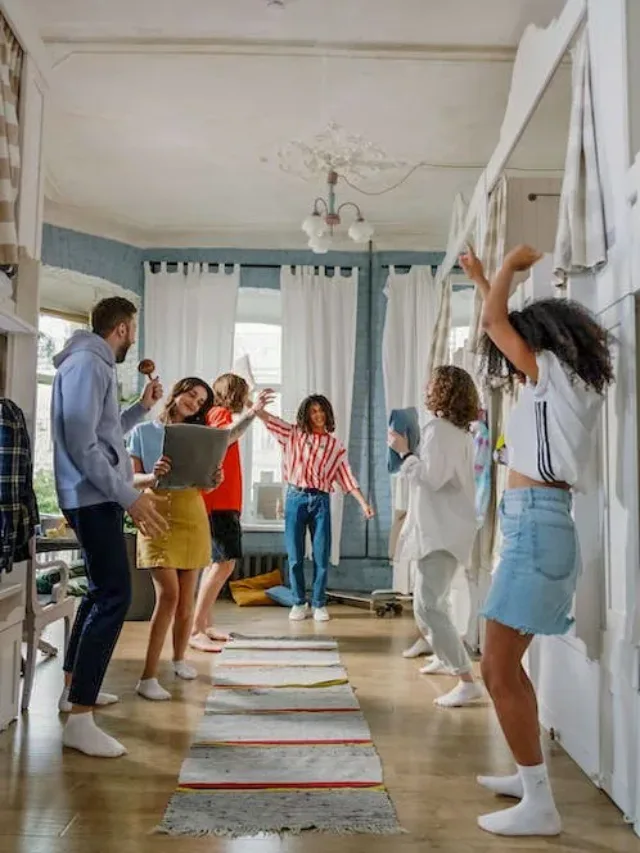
left=263, top=413, right=359, bottom=494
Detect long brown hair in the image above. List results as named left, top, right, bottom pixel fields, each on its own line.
left=159, top=377, right=214, bottom=425
left=296, top=394, right=336, bottom=434
left=212, top=373, right=249, bottom=414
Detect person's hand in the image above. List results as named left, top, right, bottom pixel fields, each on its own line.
left=362, top=503, right=375, bottom=520
left=250, top=388, right=276, bottom=414
left=503, top=245, right=543, bottom=273
left=459, top=246, right=486, bottom=282
left=388, top=429, right=409, bottom=456
left=128, top=492, right=168, bottom=538
left=210, top=465, right=224, bottom=489
left=140, top=377, right=163, bottom=411
left=152, top=455, right=172, bottom=480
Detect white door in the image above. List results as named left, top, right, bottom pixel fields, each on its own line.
left=598, top=294, right=640, bottom=823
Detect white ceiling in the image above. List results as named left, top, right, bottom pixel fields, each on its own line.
left=27, top=0, right=570, bottom=250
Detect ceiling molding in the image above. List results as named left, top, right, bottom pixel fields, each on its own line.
left=47, top=38, right=522, bottom=69
left=44, top=201, right=447, bottom=252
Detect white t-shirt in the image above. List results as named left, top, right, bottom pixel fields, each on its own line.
left=505, top=350, right=604, bottom=492
left=397, top=416, right=476, bottom=565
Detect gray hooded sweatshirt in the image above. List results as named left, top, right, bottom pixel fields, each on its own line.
left=51, top=330, right=146, bottom=511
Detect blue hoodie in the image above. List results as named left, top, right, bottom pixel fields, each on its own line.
left=51, top=330, right=147, bottom=511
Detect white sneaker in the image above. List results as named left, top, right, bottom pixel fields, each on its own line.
left=403, top=637, right=432, bottom=659
left=420, top=657, right=454, bottom=675
left=289, top=604, right=310, bottom=622
left=313, top=606, right=330, bottom=622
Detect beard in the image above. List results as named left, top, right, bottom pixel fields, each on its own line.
left=115, top=340, right=132, bottom=364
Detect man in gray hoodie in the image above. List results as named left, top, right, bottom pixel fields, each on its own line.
left=52, top=296, right=167, bottom=758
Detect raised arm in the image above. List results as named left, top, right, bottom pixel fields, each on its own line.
left=255, top=409, right=294, bottom=447
left=460, top=244, right=541, bottom=383
left=225, top=389, right=276, bottom=444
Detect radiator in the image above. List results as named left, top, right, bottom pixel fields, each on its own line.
left=221, top=552, right=288, bottom=597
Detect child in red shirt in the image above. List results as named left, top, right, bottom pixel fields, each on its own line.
left=189, top=375, right=272, bottom=652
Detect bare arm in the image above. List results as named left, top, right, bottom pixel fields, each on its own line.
left=226, top=410, right=256, bottom=444
left=460, top=244, right=542, bottom=383
left=131, top=456, right=156, bottom=490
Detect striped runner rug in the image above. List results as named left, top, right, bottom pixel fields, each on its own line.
left=157, top=634, right=403, bottom=837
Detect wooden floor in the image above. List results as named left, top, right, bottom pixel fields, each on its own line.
left=1, top=603, right=639, bottom=853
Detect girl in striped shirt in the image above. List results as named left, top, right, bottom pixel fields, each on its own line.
left=258, top=394, right=374, bottom=622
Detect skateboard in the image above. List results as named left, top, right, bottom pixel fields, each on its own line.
left=326, top=588, right=408, bottom=617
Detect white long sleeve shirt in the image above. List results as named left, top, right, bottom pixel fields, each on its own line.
left=396, top=416, right=476, bottom=566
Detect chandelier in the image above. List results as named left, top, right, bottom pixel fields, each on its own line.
left=302, top=170, right=374, bottom=253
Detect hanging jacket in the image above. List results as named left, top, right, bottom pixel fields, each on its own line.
left=0, top=399, right=39, bottom=573
left=472, top=419, right=491, bottom=528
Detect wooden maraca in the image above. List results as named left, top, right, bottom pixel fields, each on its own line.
left=138, top=358, right=157, bottom=382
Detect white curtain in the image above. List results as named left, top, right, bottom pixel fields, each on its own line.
left=382, top=265, right=440, bottom=594
left=382, top=265, right=439, bottom=421
left=553, top=30, right=607, bottom=284
left=144, top=262, right=240, bottom=392
left=281, top=265, right=358, bottom=567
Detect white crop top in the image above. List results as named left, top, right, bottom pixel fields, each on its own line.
left=505, top=350, right=604, bottom=492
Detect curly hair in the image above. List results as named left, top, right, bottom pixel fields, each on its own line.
left=159, top=377, right=214, bottom=426
left=477, top=298, right=614, bottom=394
left=427, top=366, right=480, bottom=431
left=296, top=394, right=336, bottom=434
left=212, top=373, right=249, bottom=414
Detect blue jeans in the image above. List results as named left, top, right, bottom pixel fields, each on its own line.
left=284, top=486, right=331, bottom=608
left=62, top=502, right=132, bottom=706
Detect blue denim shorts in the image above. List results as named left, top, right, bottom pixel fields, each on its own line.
left=481, top=487, right=579, bottom=636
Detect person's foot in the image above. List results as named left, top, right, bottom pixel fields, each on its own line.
left=189, top=632, right=224, bottom=653
left=289, top=604, right=310, bottom=622
left=313, top=606, right=331, bottom=623
left=136, top=678, right=172, bottom=701
left=204, top=628, right=229, bottom=642
left=419, top=657, right=453, bottom=675
left=403, top=637, right=432, bottom=659
left=173, top=660, right=198, bottom=680
left=477, top=773, right=524, bottom=799
left=434, top=681, right=483, bottom=708
left=62, top=712, right=127, bottom=758
left=58, top=686, right=119, bottom=714
left=477, top=802, right=562, bottom=836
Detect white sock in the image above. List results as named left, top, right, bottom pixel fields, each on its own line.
left=420, top=657, right=452, bottom=675
left=478, top=763, right=561, bottom=836
left=58, top=686, right=120, bottom=714
left=477, top=772, right=524, bottom=799
left=402, top=637, right=432, bottom=659
left=62, top=711, right=127, bottom=758
left=434, top=680, right=483, bottom=708
left=136, top=678, right=172, bottom=701
left=173, top=660, right=198, bottom=680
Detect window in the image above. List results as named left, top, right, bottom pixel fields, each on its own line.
left=233, top=288, right=284, bottom=529
left=448, top=324, right=470, bottom=362
left=34, top=312, right=88, bottom=516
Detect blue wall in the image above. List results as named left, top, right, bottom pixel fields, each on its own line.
left=43, top=226, right=445, bottom=590
left=42, top=225, right=144, bottom=295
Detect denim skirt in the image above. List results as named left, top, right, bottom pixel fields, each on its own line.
left=481, top=487, right=579, bottom=636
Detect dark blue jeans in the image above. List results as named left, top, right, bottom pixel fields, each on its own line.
left=284, top=486, right=331, bottom=608
left=62, top=502, right=131, bottom=707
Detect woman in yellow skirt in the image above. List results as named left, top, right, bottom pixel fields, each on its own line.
left=127, top=376, right=220, bottom=701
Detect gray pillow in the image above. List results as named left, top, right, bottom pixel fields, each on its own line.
left=159, top=424, right=229, bottom=490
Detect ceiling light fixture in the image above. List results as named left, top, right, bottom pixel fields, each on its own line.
left=302, top=170, right=374, bottom=254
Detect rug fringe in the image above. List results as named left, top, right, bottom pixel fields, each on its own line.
left=155, top=823, right=407, bottom=838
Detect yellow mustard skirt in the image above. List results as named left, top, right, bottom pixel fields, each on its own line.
left=136, top=488, right=211, bottom=570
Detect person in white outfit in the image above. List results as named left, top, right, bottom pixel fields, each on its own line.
left=389, top=365, right=483, bottom=708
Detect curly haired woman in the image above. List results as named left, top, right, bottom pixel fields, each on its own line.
left=389, top=365, right=483, bottom=709
left=258, top=394, right=374, bottom=622
left=460, top=244, right=614, bottom=837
